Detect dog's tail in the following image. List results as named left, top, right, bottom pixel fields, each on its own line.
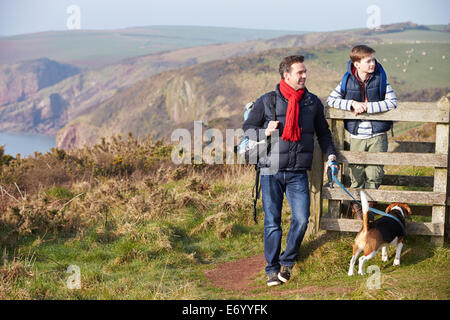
left=360, top=190, right=369, bottom=232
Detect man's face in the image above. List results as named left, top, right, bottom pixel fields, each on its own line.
left=284, top=62, right=307, bottom=91
left=355, top=54, right=376, bottom=74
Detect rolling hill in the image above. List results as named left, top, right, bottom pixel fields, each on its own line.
left=53, top=23, right=449, bottom=150
left=56, top=41, right=450, bottom=150
left=0, top=26, right=306, bottom=68
left=55, top=48, right=344, bottom=149
left=0, top=27, right=384, bottom=136
left=0, top=22, right=448, bottom=149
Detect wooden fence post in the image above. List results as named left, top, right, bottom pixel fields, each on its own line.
left=306, top=140, right=324, bottom=239
left=434, top=93, right=450, bottom=245
left=327, top=119, right=344, bottom=219
left=446, top=94, right=450, bottom=243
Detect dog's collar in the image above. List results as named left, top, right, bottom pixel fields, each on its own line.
left=390, top=206, right=404, bottom=218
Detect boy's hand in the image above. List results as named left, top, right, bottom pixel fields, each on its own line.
left=351, top=101, right=367, bottom=115
left=265, top=120, right=279, bottom=136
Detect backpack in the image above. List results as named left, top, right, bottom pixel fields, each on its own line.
left=235, top=92, right=276, bottom=164
left=234, top=91, right=277, bottom=223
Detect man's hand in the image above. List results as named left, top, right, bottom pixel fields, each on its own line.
left=326, top=154, right=339, bottom=176
left=265, top=120, right=279, bottom=136
left=351, top=101, right=367, bottom=115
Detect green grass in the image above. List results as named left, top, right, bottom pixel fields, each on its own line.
left=1, top=186, right=448, bottom=299
left=313, top=41, right=450, bottom=94
left=392, top=121, right=423, bottom=137
left=44, top=186, right=75, bottom=201
left=241, top=232, right=449, bottom=300
left=378, top=30, right=450, bottom=43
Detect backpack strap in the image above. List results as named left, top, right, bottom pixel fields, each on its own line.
left=253, top=91, right=277, bottom=224
left=377, top=62, right=387, bottom=100
left=269, top=91, right=277, bottom=121
left=252, top=166, right=261, bottom=223
left=265, top=91, right=277, bottom=154
left=340, top=72, right=350, bottom=97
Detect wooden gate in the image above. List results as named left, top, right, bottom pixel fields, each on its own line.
left=307, top=94, right=449, bottom=245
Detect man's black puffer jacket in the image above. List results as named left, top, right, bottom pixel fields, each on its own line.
left=243, top=84, right=336, bottom=171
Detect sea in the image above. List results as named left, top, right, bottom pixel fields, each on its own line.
left=0, top=131, right=56, bottom=157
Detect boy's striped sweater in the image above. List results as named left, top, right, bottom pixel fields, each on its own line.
left=326, top=81, right=398, bottom=139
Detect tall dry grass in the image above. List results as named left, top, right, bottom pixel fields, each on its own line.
left=0, top=133, right=256, bottom=248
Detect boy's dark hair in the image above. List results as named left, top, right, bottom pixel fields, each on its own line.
left=350, top=45, right=376, bottom=63
left=279, top=55, right=304, bottom=79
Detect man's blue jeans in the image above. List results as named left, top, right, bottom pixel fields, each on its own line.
left=260, top=170, right=310, bottom=275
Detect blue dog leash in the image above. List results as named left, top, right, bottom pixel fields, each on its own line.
left=326, top=160, right=406, bottom=237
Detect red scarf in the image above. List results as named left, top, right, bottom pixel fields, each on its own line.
left=279, top=79, right=305, bottom=142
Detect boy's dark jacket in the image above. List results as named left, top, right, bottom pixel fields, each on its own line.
left=242, top=84, right=335, bottom=171
left=343, top=60, right=392, bottom=135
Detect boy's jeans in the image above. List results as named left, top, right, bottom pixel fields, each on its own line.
left=260, top=170, right=310, bottom=275
left=349, top=133, right=388, bottom=189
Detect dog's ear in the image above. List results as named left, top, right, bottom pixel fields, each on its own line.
left=386, top=203, right=412, bottom=217
left=385, top=203, right=397, bottom=213
left=399, top=203, right=412, bottom=217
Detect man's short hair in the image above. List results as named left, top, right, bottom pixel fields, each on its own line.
left=279, top=55, right=304, bottom=79
left=350, top=45, right=376, bottom=63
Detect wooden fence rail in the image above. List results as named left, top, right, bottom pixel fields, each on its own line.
left=306, top=94, right=449, bottom=245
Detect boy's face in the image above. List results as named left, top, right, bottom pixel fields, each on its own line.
left=354, top=54, right=376, bottom=74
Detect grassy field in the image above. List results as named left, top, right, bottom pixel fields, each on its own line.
left=0, top=135, right=448, bottom=300
left=3, top=224, right=448, bottom=300
left=313, top=40, right=450, bottom=95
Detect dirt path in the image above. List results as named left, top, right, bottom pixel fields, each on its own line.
left=204, top=252, right=352, bottom=298
left=204, top=253, right=266, bottom=293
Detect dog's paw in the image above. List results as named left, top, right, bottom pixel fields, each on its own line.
left=357, top=270, right=365, bottom=276
left=382, top=255, right=388, bottom=262
left=393, top=259, right=400, bottom=266
left=348, top=270, right=354, bottom=276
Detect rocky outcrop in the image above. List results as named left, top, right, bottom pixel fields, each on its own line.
left=56, top=122, right=100, bottom=151
left=0, top=58, right=80, bottom=106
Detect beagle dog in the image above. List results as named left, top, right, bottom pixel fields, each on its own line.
left=348, top=190, right=411, bottom=276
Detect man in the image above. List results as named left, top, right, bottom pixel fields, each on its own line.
left=243, top=55, right=337, bottom=286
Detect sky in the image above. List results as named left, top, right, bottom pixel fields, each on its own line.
left=0, top=0, right=449, bottom=36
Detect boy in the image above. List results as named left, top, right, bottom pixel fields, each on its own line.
left=326, top=45, right=398, bottom=219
